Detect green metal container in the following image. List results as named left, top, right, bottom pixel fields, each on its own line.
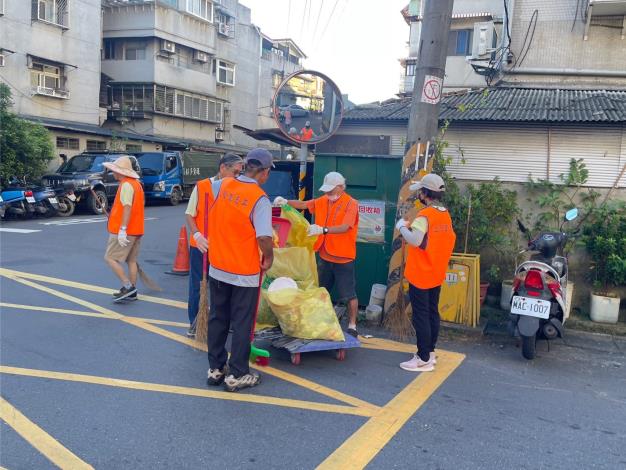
left=313, top=153, right=403, bottom=305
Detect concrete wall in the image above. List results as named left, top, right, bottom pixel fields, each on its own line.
left=506, top=0, right=626, bottom=86
left=1, top=0, right=102, bottom=125
left=103, top=3, right=216, bottom=54
left=46, top=129, right=160, bottom=171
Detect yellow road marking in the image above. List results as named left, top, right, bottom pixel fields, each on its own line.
left=0, top=273, right=379, bottom=412
left=0, top=268, right=186, bottom=309
left=359, top=336, right=416, bottom=354
left=0, top=396, right=94, bottom=470
left=0, top=366, right=374, bottom=418
left=0, top=302, right=188, bottom=328
left=316, top=351, right=465, bottom=469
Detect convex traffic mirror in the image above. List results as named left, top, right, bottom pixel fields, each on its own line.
left=272, top=70, right=343, bottom=145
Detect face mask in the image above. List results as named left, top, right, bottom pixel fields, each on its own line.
left=327, top=194, right=340, bottom=202
left=418, top=191, right=427, bottom=205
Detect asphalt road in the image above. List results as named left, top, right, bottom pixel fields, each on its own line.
left=1, top=205, right=625, bottom=469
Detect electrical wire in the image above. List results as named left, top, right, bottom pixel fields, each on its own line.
left=572, top=0, right=580, bottom=32
left=312, top=0, right=325, bottom=44
left=286, top=0, right=292, bottom=37
left=514, top=9, right=538, bottom=68
left=300, top=0, right=309, bottom=37
left=318, top=0, right=342, bottom=42
left=503, top=0, right=512, bottom=45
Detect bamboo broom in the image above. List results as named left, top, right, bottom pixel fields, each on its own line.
left=194, top=193, right=210, bottom=347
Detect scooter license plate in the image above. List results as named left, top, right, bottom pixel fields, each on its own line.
left=511, top=296, right=551, bottom=319
left=48, top=197, right=58, bottom=204
left=26, top=196, right=36, bottom=203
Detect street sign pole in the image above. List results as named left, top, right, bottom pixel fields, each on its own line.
left=383, top=0, right=454, bottom=321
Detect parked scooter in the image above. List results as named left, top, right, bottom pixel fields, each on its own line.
left=0, top=178, right=37, bottom=219
left=53, top=181, right=76, bottom=217
left=31, top=183, right=61, bottom=217
left=508, top=208, right=579, bottom=360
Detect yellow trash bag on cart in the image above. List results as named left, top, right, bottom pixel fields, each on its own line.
left=267, top=246, right=318, bottom=290
left=266, top=285, right=345, bottom=342
left=281, top=205, right=318, bottom=251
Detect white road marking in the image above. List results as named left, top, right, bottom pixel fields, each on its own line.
left=0, top=228, right=42, bottom=234
left=39, top=217, right=157, bottom=226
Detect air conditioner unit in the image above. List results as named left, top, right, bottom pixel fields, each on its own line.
left=215, top=129, right=224, bottom=141
left=161, top=40, right=176, bottom=54
left=194, top=50, right=209, bottom=63
left=0, top=54, right=4, bottom=67
left=218, top=23, right=230, bottom=36
left=471, top=21, right=495, bottom=59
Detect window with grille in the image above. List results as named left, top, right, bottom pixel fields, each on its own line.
left=30, top=59, right=67, bottom=97
left=86, top=140, right=106, bottom=151
left=125, top=42, right=147, bottom=61
left=447, top=29, right=473, bottom=56
left=216, top=12, right=235, bottom=38
left=126, top=144, right=142, bottom=152
left=186, top=0, right=213, bottom=22
left=33, top=0, right=70, bottom=28
left=216, top=60, right=235, bottom=86
left=56, top=137, right=79, bottom=150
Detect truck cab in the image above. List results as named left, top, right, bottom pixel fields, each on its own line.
left=135, top=152, right=184, bottom=205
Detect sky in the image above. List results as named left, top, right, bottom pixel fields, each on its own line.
left=241, top=0, right=409, bottom=105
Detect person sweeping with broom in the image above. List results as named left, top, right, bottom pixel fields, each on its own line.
left=206, top=148, right=274, bottom=392
left=395, top=173, right=456, bottom=372
left=103, top=156, right=146, bottom=302
left=185, top=153, right=244, bottom=338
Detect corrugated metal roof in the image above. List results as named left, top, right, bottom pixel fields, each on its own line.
left=343, top=88, right=626, bottom=123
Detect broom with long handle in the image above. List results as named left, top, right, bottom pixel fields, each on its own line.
left=249, top=259, right=270, bottom=366
left=383, top=239, right=415, bottom=341
left=194, top=193, right=210, bottom=347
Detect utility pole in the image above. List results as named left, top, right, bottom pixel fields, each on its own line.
left=383, top=0, right=454, bottom=320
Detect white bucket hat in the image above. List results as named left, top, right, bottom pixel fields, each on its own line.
left=319, top=171, right=346, bottom=192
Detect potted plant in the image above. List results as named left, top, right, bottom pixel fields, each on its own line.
left=583, top=202, right=626, bottom=324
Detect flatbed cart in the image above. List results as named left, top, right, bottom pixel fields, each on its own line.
left=255, top=327, right=361, bottom=365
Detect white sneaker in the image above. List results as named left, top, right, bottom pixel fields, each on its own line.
left=430, top=352, right=437, bottom=365
left=399, top=354, right=434, bottom=372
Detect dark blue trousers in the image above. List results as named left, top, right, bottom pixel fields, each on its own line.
left=187, top=246, right=206, bottom=325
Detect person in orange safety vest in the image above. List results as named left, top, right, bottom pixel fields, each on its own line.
left=274, top=171, right=360, bottom=338
left=395, top=173, right=456, bottom=373
left=102, top=156, right=145, bottom=303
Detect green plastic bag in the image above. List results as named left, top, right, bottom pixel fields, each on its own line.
left=266, top=287, right=345, bottom=342
left=257, top=289, right=279, bottom=327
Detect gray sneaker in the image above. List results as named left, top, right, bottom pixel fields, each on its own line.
left=223, top=373, right=260, bottom=392
left=207, top=367, right=228, bottom=386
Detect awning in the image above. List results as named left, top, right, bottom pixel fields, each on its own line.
left=234, top=125, right=300, bottom=147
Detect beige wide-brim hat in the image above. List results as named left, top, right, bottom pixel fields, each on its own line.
left=103, top=156, right=140, bottom=179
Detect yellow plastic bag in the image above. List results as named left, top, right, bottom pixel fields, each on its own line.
left=267, top=287, right=345, bottom=342
left=267, top=247, right=318, bottom=289
left=281, top=205, right=318, bottom=251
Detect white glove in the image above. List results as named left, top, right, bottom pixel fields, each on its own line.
left=395, top=219, right=409, bottom=231
left=273, top=196, right=288, bottom=207
left=193, top=231, right=209, bottom=253
left=307, top=224, right=324, bottom=236
left=117, top=229, right=130, bottom=247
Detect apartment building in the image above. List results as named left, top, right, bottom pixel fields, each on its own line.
left=399, top=0, right=504, bottom=95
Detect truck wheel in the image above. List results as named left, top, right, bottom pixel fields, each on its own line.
left=170, top=188, right=182, bottom=206
left=521, top=335, right=536, bottom=360
left=88, top=190, right=107, bottom=215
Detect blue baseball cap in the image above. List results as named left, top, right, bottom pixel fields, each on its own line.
left=245, top=148, right=275, bottom=169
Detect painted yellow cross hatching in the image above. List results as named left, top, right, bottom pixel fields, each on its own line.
left=0, top=268, right=465, bottom=470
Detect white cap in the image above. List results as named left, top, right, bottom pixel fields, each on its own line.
left=319, top=171, right=346, bottom=192
left=409, top=173, right=446, bottom=192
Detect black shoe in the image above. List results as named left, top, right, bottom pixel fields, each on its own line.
left=187, top=325, right=196, bottom=338
left=126, top=290, right=138, bottom=301
left=207, top=366, right=228, bottom=386
left=113, top=285, right=137, bottom=302
left=346, top=328, right=358, bottom=338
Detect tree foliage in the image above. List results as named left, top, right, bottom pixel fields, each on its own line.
left=0, top=83, right=55, bottom=183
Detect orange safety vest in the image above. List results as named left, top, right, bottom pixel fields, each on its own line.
left=108, top=177, right=145, bottom=236
left=208, top=178, right=266, bottom=276
left=312, top=193, right=359, bottom=261
left=301, top=128, right=314, bottom=141
left=189, top=179, right=214, bottom=248
left=405, top=206, right=456, bottom=290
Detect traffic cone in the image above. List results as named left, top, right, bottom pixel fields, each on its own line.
left=165, top=226, right=190, bottom=276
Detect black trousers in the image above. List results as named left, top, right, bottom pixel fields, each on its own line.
left=408, top=284, right=442, bottom=362
left=207, top=277, right=259, bottom=378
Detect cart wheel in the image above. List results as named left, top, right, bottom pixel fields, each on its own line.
left=335, top=349, right=346, bottom=361
left=290, top=353, right=301, bottom=365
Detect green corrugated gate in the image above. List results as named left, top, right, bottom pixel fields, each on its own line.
left=313, top=153, right=403, bottom=305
